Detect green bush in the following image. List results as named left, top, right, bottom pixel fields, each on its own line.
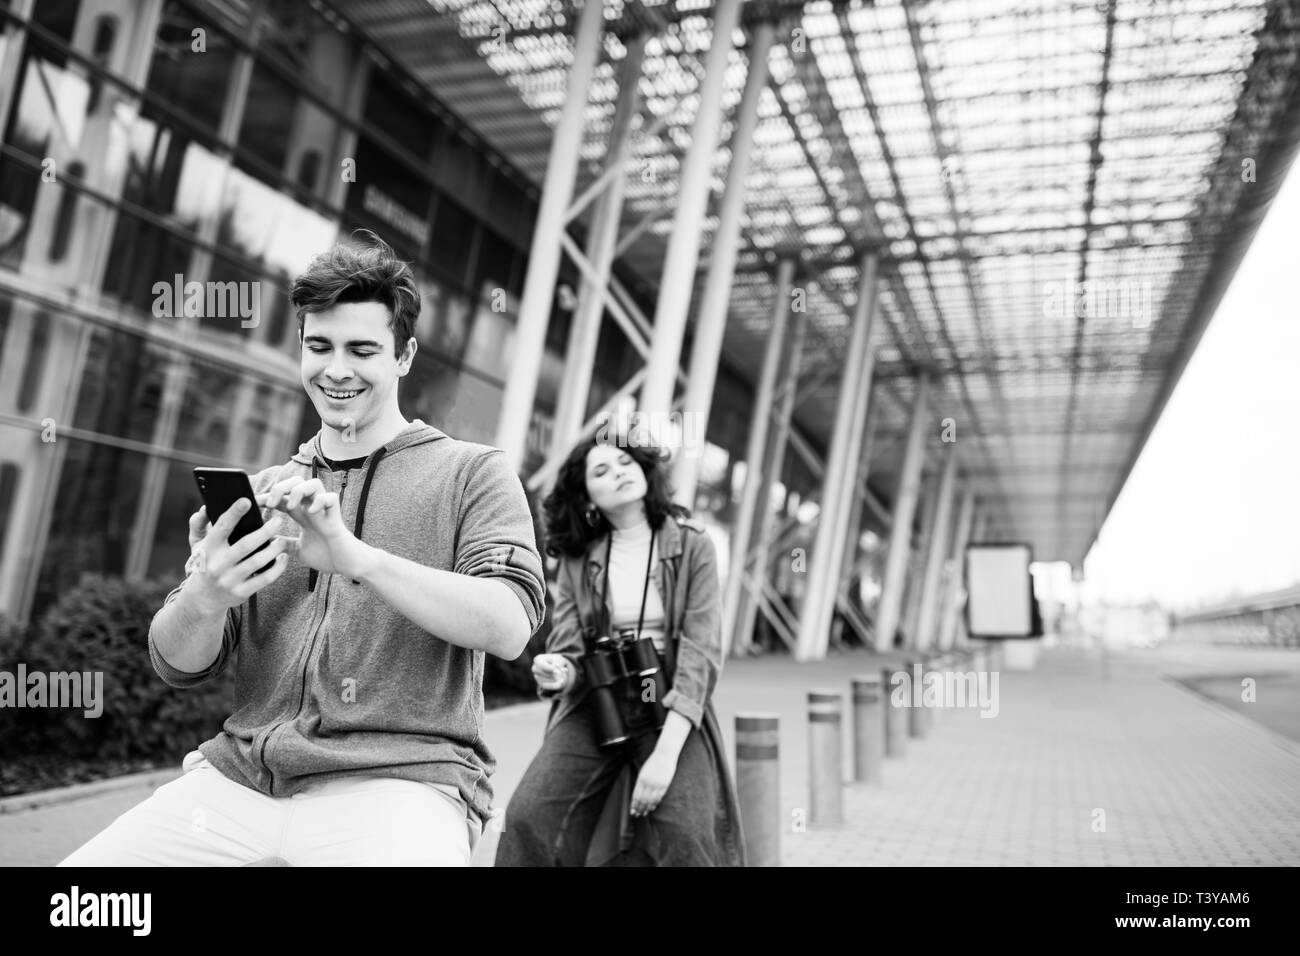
left=4, top=575, right=235, bottom=762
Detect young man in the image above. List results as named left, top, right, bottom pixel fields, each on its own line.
left=60, top=235, right=546, bottom=866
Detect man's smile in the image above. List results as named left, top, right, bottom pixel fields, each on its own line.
left=320, top=385, right=366, bottom=402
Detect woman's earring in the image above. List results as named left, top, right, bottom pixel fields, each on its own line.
left=584, top=504, right=601, bottom=527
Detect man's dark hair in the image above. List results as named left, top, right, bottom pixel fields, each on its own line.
left=290, top=230, right=420, bottom=354
left=542, top=430, right=689, bottom=559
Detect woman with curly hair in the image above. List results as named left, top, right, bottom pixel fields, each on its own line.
left=495, top=431, right=745, bottom=866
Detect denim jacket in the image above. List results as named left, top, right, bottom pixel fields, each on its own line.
left=543, top=513, right=720, bottom=730
left=540, top=514, right=746, bottom=866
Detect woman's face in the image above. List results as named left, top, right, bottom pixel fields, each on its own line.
left=584, top=443, right=648, bottom=515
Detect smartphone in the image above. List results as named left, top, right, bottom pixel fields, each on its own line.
left=193, top=468, right=274, bottom=574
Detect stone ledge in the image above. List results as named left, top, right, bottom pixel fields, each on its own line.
left=0, top=769, right=179, bottom=816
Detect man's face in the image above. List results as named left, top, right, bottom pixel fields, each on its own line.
left=299, top=301, right=413, bottom=440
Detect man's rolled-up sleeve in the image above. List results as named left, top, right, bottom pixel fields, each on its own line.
left=452, top=449, right=547, bottom=636
left=147, top=582, right=242, bottom=688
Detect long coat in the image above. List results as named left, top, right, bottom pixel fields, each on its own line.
left=541, top=513, right=747, bottom=866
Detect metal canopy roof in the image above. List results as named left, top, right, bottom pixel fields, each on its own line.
left=331, top=0, right=1300, bottom=564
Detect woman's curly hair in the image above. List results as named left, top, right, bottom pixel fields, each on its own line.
left=542, top=430, right=689, bottom=559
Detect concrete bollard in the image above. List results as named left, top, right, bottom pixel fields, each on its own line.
left=925, top=654, right=944, bottom=728
left=736, top=713, right=781, bottom=866
left=907, top=658, right=927, bottom=739
left=807, top=690, right=844, bottom=826
left=883, top=665, right=908, bottom=757
left=851, top=674, right=885, bottom=783
left=920, top=653, right=937, bottom=731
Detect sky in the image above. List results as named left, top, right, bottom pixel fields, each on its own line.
left=1080, top=158, right=1300, bottom=612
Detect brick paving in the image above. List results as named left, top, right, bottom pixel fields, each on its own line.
left=4, top=641, right=1298, bottom=866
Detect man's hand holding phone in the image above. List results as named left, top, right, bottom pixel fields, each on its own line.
left=185, top=499, right=290, bottom=616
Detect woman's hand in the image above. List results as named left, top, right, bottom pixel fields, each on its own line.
left=630, top=745, right=680, bottom=817
left=631, top=710, right=692, bottom=817
left=532, top=653, right=575, bottom=693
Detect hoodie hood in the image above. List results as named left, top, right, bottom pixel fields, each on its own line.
left=294, top=419, right=447, bottom=590
left=290, top=418, right=448, bottom=467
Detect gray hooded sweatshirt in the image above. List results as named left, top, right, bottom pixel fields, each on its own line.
left=148, top=420, right=546, bottom=823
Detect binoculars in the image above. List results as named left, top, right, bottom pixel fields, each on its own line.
left=581, top=629, right=671, bottom=748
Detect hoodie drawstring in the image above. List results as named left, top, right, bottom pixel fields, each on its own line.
left=306, top=445, right=388, bottom=592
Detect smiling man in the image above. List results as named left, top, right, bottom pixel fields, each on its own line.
left=59, top=233, right=546, bottom=867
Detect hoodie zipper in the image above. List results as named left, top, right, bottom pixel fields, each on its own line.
left=258, top=465, right=348, bottom=794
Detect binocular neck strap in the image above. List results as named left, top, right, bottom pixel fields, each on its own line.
left=600, top=528, right=657, bottom=642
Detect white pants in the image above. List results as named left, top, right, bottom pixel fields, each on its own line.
left=59, top=751, right=481, bottom=867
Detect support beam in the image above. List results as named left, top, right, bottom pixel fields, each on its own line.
left=494, top=0, right=604, bottom=469
left=720, top=258, right=796, bottom=658
left=551, top=34, right=646, bottom=457
left=874, top=376, right=932, bottom=652
left=900, top=468, right=938, bottom=650
left=673, top=19, right=776, bottom=505
left=733, top=288, right=810, bottom=656
left=835, top=396, right=881, bottom=643
left=938, top=486, right=977, bottom=650
left=914, top=444, right=959, bottom=651
left=639, top=0, right=743, bottom=418
left=794, top=254, right=882, bottom=661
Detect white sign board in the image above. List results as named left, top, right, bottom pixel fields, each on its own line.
left=966, top=544, right=1034, bottom=638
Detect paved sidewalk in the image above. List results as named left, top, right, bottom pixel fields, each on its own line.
left=4, top=642, right=1298, bottom=866
left=766, top=644, right=1300, bottom=866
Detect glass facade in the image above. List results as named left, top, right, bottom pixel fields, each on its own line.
left=0, top=0, right=763, bottom=625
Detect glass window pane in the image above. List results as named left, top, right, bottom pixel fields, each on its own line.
left=217, top=163, right=337, bottom=280
left=0, top=462, right=18, bottom=559
left=260, top=0, right=355, bottom=104
left=71, top=329, right=165, bottom=442
left=0, top=155, right=41, bottom=270
left=434, top=125, right=487, bottom=212
left=101, top=209, right=194, bottom=310
left=237, top=60, right=295, bottom=172
left=4, top=39, right=92, bottom=156
left=32, top=0, right=81, bottom=45
left=402, top=351, right=501, bottom=446
left=427, top=193, right=475, bottom=289
left=342, top=135, right=430, bottom=261
left=143, top=1, right=236, bottom=133
left=33, top=440, right=147, bottom=616
left=363, top=69, right=435, bottom=160
left=470, top=228, right=508, bottom=298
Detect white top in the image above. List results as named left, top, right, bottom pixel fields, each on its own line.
left=607, top=518, right=666, bottom=652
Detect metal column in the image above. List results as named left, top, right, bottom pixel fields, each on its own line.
left=494, top=0, right=605, bottom=469
left=733, top=293, right=810, bottom=655
left=874, top=376, right=932, bottom=652
left=834, top=398, right=881, bottom=636
left=551, top=34, right=647, bottom=457
left=914, top=444, right=958, bottom=651
left=673, top=19, right=776, bottom=506
left=938, top=486, right=976, bottom=650
left=902, top=469, right=943, bottom=649
left=795, top=255, right=882, bottom=661
left=639, top=0, right=744, bottom=418
left=721, top=258, right=796, bottom=658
